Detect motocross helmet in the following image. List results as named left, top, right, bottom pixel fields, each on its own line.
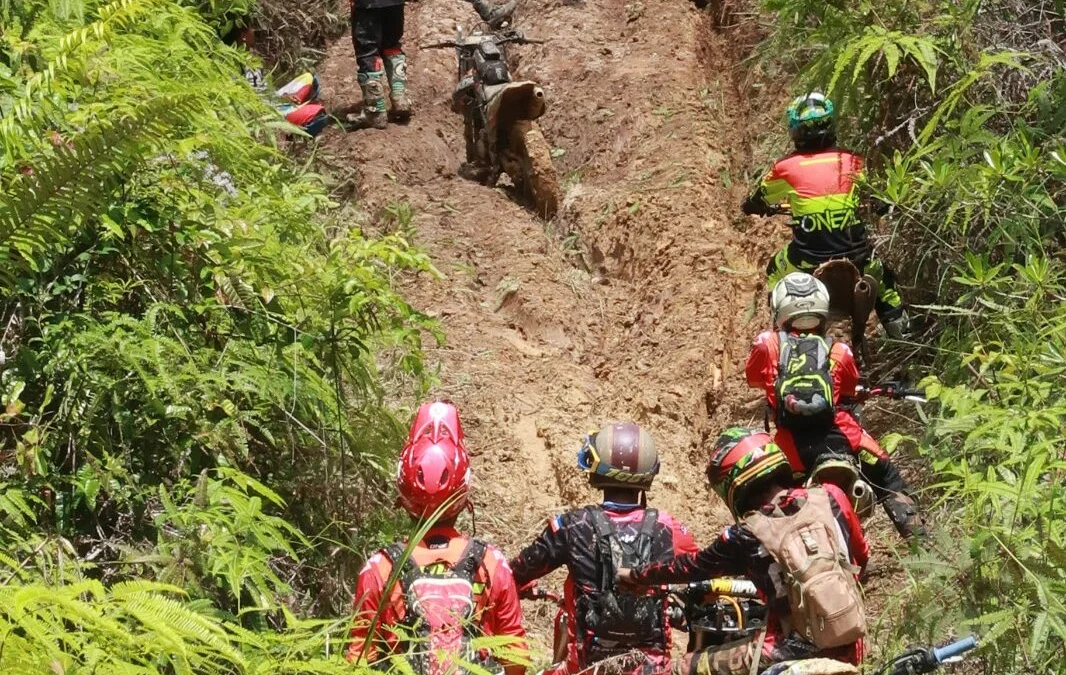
left=770, top=272, right=830, bottom=331
left=707, top=427, right=793, bottom=516
left=577, top=422, right=660, bottom=490
left=396, top=401, right=472, bottom=520
left=787, top=92, right=836, bottom=150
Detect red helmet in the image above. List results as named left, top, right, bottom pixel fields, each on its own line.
left=396, top=401, right=472, bottom=520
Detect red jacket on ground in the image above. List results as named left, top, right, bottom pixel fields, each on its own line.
left=349, top=525, right=526, bottom=670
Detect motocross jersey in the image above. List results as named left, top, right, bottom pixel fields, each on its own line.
left=629, top=485, right=869, bottom=666
left=746, top=149, right=868, bottom=262
left=510, top=504, right=699, bottom=675
left=348, top=525, right=526, bottom=667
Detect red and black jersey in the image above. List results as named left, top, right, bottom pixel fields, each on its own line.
left=510, top=504, right=698, bottom=673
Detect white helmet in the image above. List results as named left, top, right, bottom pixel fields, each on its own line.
left=770, top=272, right=830, bottom=330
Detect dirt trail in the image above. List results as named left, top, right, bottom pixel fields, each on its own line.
left=316, top=0, right=898, bottom=656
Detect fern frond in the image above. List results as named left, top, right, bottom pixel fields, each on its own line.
left=0, top=93, right=201, bottom=287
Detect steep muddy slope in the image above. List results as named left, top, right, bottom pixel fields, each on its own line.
left=316, top=0, right=904, bottom=656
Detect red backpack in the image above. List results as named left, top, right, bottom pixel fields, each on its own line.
left=384, top=539, right=494, bottom=675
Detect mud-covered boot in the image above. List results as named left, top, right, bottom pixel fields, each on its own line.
left=344, top=71, right=388, bottom=131
left=383, top=53, right=412, bottom=122
left=472, top=0, right=517, bottom=28
left=884, top=493, right=928, bottom=542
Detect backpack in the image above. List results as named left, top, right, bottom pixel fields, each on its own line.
left=576, top=507, right=666, bottom=664
left=774, top=332, right=836, bottom=432
left=384, top=539, right=492, bottom=675
left=743, top=487, right=866, bottom=650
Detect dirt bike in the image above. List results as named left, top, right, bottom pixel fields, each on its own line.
left=758, top=635, right=978, bottom=675
left=423, top=26, right=561, bottom=220
left=522, top=578, right=766, bottom=668
left=806, top=382, right=927, bottom=521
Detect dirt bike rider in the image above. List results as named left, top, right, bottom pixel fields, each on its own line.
left=618, top=428, right=869, bottom=675
left=509, top=422, right=699, bottom=675
left=344, top=0, right=515, bottom=130
left=741, top=92, right=911, bottom=340
left=348, top=401, right=526, bottom=674
left=746, top=272, right=927, bottom=541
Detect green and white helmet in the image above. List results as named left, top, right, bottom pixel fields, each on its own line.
left=786, top=92, right=835, bottom=147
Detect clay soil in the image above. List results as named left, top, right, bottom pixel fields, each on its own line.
left=316, top=0, right=917, bottom=661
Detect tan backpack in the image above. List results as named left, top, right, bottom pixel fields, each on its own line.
left=743, top=486, right=866, bottom=650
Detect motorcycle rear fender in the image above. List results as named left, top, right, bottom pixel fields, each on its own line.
left=484, top=81, right=547, bottom=140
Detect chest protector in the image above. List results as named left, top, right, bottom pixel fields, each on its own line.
left=774, top=332, right=836, bottom=431
left=743, top=488, right=866, bottom=650
left=384, top=539, right=491, bottom=675
left=576, top=507, right=666, bottom=665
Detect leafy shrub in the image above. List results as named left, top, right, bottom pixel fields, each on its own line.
left=752, top=0, right=1066, bottom=670
left=1, top=0, right=436, bottom=628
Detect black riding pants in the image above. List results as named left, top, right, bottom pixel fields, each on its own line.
left=351, top=4, right=405, bottom=74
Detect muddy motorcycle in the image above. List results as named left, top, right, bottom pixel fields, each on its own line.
left=806, top=382, right=927, bottom=521
left=424, top=27, right=561, bottom=220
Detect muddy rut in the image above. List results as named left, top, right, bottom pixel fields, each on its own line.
left=317, top=0, right=900, bottom=656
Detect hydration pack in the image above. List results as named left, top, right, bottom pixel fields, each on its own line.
left=774, top=332, right=836, bottom=431
left=743, top=487, right=866, bottom=649
left=384, top=539, right=492, bottom=675
left=576, top=507, right=665, bottom=665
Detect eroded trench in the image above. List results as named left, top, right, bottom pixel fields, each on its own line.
left=316, top=0, right=907, bottom=655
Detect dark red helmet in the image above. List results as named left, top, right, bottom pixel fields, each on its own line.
left=396, top=401, right=472, bottom=520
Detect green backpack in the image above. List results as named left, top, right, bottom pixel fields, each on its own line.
left=774, top=332, right=835, bottom=432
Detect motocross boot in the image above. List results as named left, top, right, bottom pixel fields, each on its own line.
left=884, top=492, right=928, bottom=541
left=383, top=53, right=412, bottom=121
left=344, top=71, right=388, bottom=131
left=472, top=0, right=517, bottom=28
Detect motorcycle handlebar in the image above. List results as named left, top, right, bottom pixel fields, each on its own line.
left=667, top=579, right=760, bottom=599
left=419, top=34, right=545, bottom=50
left=932, top=636, right=978, bottom=664
left=879, top=636, right=978, bottom=675
left=858, top=383, right=927, bottom=401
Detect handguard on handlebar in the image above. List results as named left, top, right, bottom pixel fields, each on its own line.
left=875, top=636, right=979, bottom=675
left=667, top=579, right=767, bottom=649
